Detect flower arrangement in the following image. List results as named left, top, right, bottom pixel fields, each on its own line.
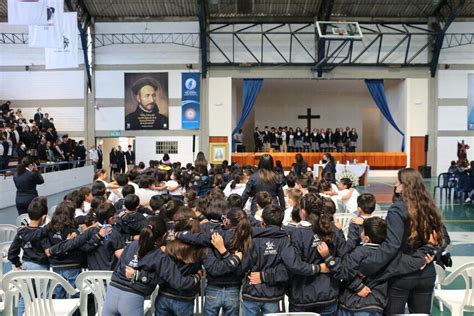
left=336, top=166, right=359, bottom=187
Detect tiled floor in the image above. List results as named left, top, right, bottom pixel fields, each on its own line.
left=0, top=177, right=473, bottom=315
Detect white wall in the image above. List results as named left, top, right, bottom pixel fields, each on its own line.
left=0, top=166, right=94, bottom=209
left=384, top=80, right=407, bottom=152
left=135, top=136, right=199, bottom=166
left=94, top=22, right=199, bottom=65
left=436, top=69, right=474, bottom=174
left=208, top=77, right=233, bottom=158
left=0, top=71, right=85, bottom=100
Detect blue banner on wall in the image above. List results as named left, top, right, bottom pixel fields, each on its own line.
left=468, top=74, right=474, bottom=130
left=182, top=73, right=201, bottom=129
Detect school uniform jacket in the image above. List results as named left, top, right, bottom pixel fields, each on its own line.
left=49, top=226, right=124, bottom=271
left=241, top=225, right=321, bottom=303
left=242, top=173, right=285, bottom=214
left=286, top=224, right=347, bottom=308
left=8, top=226, right=49, bottom=267
left=357, top=201, right=437, bottom=280
left=110, top=241, right=200, bottom=297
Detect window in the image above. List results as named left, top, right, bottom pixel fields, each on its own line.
left=156, top=141, right=178, bottom=154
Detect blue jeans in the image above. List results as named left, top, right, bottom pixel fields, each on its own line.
left=53, top=268, right=81, bottom=299
left=289, top=303, right=337, bottom=316
left=17, top=261, right=49, bottom=316
left=338, top=309, right=382, bottom=316
left=204, top=285, right=240, bottom=316
left=242, top=300, right=279, bottom=316
left=155, top=295, right=194, bottom=316
left=102, top=285, right=144, bottom=316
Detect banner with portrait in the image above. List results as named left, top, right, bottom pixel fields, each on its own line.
left=181, top=72, right=200, bottom=129
left=45, top=12, right=78, bottom=69
left=468, top=74, right=474, bottom=131
left=124, top=73, right=169, bottom=130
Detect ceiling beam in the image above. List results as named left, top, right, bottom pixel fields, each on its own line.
left=430, top=0, right=466, bottom=77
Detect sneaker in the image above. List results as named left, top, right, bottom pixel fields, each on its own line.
left=465, top=197, right=472, bottom=203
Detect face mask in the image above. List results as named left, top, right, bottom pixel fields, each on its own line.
left=322, top=159, right=328, bottom=164
left=170, top=175, right=176, bottom=180
left=20, top=144, right=26, bottom=150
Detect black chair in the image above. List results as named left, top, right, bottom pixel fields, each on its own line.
left=455, top=172, right=472, bottom=201
left=433, top=172, right=455, bottom=201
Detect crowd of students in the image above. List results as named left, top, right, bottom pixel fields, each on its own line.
left=8, top=152, right=449, bottom=316
left=0, top=102, right=88, bottom=170
left=253, top=126, right=358, bottom=152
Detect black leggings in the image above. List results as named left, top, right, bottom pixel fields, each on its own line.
left=385, top=275, right=436, bottom=314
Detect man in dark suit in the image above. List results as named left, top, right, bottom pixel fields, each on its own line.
left=34, top=108, right=43, bottom=128
left=125, top=145, right=135, bottom=171
left=74, top=140, right=86, bottom=167
left=97, top=145, right=103, bottom=169
left=13, top=157, right=44, bottom=215
left=125, top=77, right=168, bottom=130
left=41, top=113, right=52, bottom=131
left=117, top=145, right=126, bottom=173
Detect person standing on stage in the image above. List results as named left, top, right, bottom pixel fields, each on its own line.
left=254, top=127, right=263, bottom=152
left=343, top=126, right=351, bottom=151
left=263, top=126, right=271, bottom=152
left=303, top=128, right=311, bottom=152
left=294, top=127, right=303, bottom=152
left=97, top=145, right=103, bottom=169
left=288, top=128, right=295, bottom=152
left=280, top=127, right=288, bottom=152
left=109, top=147, right=119, bottom=179
left=349, top=128, right=358, bottom=152
left=117, top=145, right=126, bottom=173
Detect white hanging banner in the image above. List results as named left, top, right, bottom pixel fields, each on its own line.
left=8, top=0, right=47, bottom=25
left=45, top=12, right=78, bottom=69
left=28, top=0, right=64, bottom=48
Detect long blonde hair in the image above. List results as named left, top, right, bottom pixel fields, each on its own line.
left=398, top=168, right=444, bottom=246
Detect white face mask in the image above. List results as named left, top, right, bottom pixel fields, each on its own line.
left=20, top=144, right=26, bottom=150
left=170, top=175, right=176, bottom=180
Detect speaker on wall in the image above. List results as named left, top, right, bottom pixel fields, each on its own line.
left=192, top=135, right=196, bottom=153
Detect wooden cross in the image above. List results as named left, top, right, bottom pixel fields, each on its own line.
left=298, top=108, right=320, bottom=131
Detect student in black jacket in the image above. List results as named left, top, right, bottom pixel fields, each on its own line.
left=155, top=207, right=207, bottom=316
left=116, top=194, right=146, bottom=239
left=41, top=201, right=84, bottom=299
left=242, top=154, right=285, bottom=214
left=322, top=153, right=337, bottom=184
left=241, top=204, right=330, bottom=316
left=8, top=197, right=49, bottom=316
left=357, top=168, right=445, bottom=314
left=175, top=207, right=251, bottom=316
left=48, top=203, right=123, bottom=271
left=13, top=156, right=44, bottom=215
left=285, top=193, right=346, bottom=315
left=102, top=216, right=201, bottom=316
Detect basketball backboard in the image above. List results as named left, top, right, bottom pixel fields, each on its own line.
left=316, top=21, right=363, bottom=40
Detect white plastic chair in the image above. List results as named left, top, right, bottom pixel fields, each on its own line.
left=16, top=214, right=51, bottom=227
left=144, top=286, right=159, bottom=316
left=435, top=263, right=446, bottom=312
left=2, top=270, right=80, bottom=316
left=434, top=261, right=474, bottom=316
left=0, top=242, right=13, bottom=312
left=334, top=213, right=356, bottom=238
left=0, top=225, right=17, bottom=243
left=76, top=271, right=112, bottom=316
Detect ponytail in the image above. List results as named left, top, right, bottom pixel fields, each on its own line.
left=137, top=216, right=167, bottom=259
left=301, top=193, right=336, bottom=246
left=228, top=208, right=252, bottom=256
left=230, top=173, right=243, bottom=190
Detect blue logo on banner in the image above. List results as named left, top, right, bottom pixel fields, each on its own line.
left=182, top=73, right=200, bottom=129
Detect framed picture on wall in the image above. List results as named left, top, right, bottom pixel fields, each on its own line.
left=210, top=143, right=228, bottom=164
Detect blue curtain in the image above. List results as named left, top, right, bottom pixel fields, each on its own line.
left=365, top=79, right=405, bottom=151
left=232, top=79, right=264, bottom=151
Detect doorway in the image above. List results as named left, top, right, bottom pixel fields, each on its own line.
left=96, top=137, right=135, bottom=179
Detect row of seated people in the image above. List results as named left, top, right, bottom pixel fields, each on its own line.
left=253, top=126, right=358, bottom=152
left=8, top=159, right=450, bottom=315
left=0, top=102, right=86, bottom=170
